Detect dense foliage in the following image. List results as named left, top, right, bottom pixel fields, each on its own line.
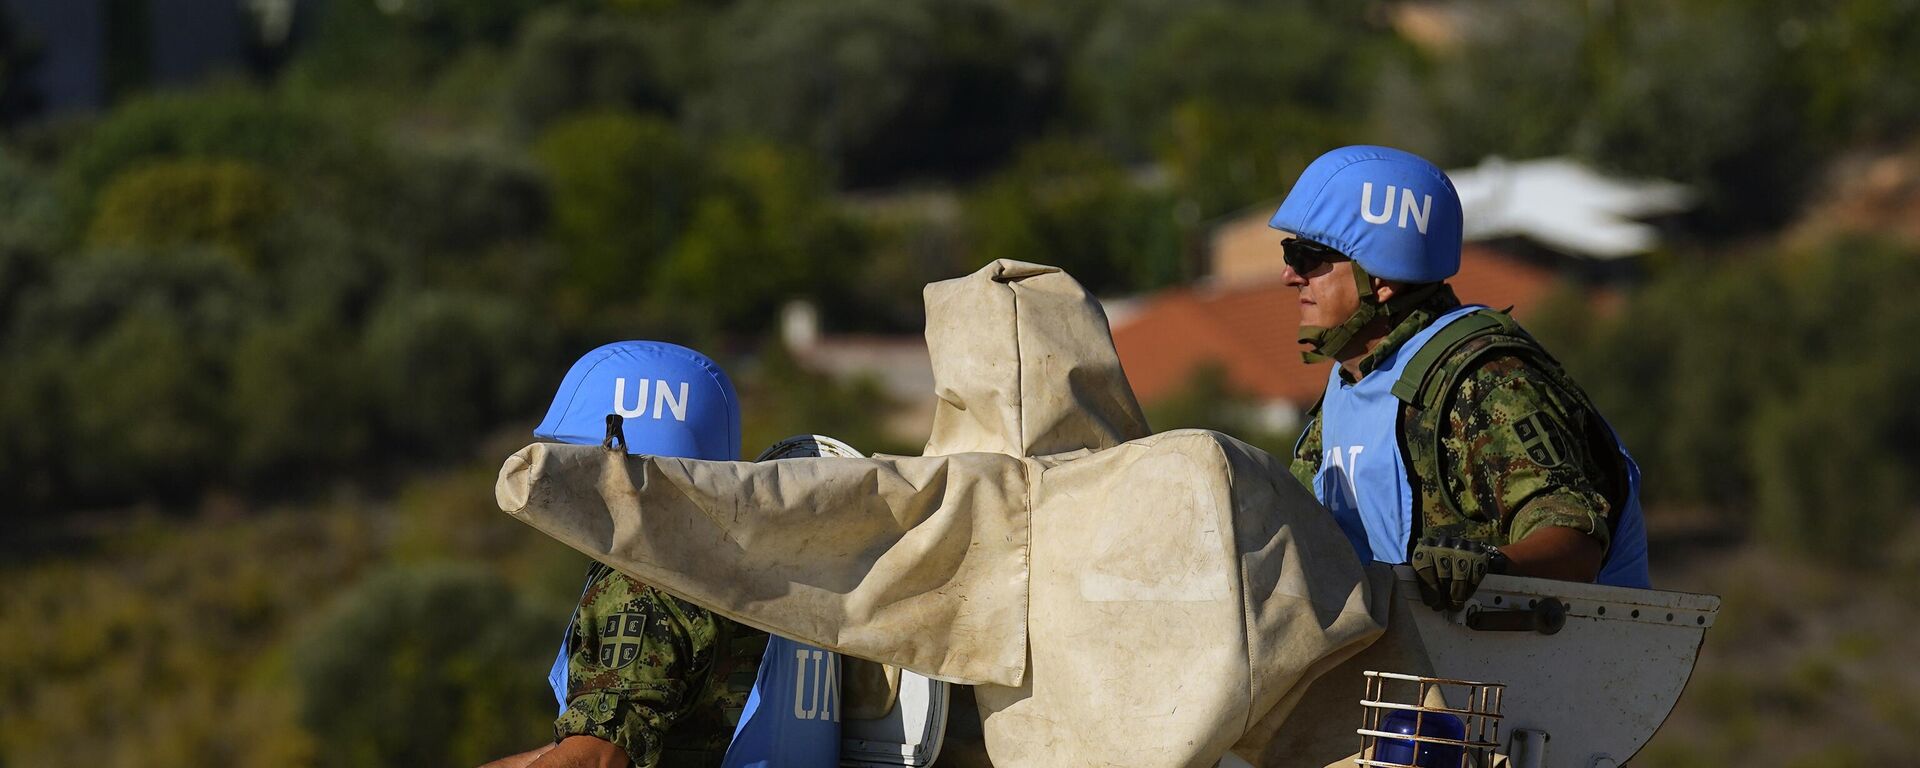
left=1534, top=242, right=1920, bottom=562
left=5, top=1, right=1920, bottom=765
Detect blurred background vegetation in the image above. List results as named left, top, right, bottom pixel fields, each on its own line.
left=2, top=0, right=1918, bottom=765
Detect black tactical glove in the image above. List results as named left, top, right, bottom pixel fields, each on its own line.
left=1411, top=535, right=1507, bottom=612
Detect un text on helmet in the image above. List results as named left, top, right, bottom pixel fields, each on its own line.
left=1359, top=182, right=1433, bottom=235
left=612, top=378, right=691, bottom=422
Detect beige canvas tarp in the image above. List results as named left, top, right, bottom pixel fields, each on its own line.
left=497, top=260, right=1387, bottom=766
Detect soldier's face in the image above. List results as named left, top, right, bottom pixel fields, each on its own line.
left=1281, top=245, right=1361, bottom=332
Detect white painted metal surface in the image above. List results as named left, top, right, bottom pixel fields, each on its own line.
left=840, top=668, right=950, bottom=767
left=847, top=566, right=1719, bottom=767
left=1394, top=567, right=1719, bottom=767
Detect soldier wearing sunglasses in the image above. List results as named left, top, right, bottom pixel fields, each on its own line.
left=1270, top=146, right=1651, bottom=612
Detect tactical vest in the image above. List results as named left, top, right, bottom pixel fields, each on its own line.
left=1306, top=307, right=1650, bottom=587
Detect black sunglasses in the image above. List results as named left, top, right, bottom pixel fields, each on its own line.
left=1282, top=237, right=1347, bottom=275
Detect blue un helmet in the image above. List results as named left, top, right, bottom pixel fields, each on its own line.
left=1268, top=145, right=1465, bottom=361
left=534, top=340, right=740, bottom=461
left=540, top=340, right=740, bottom=711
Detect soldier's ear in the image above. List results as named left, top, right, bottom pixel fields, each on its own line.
left=1372, top=278, right=1400, bottom=304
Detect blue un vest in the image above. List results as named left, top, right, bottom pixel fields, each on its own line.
left=722, top=635, right=843, bottom=768
left=1313, top=305, right=1650, bottom=587
left=548, top=569, right=598, bottom=713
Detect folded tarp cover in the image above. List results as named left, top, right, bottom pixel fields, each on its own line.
left=498, top=445, right=1033, bottom=686
left=499, top=260, right=1386, bottom=766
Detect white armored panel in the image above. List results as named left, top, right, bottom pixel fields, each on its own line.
left=1410, top=570, right=1719, bottom=767
left=841, top=664, right=950, bottom=767
left=1250, top=568, right=1719, bottom=768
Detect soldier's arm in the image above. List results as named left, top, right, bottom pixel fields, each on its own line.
left=524, top=737, right=626, bottom=768
left=1500, top=525, right=1603, bottom=581
left=1444, top=354, right=1611, bottom=580
left=1289, top=408, right=1324, bottom=492
left=548, top=573, right=715, bottom=768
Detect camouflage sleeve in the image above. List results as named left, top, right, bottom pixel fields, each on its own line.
left=1289, top=407, right=1324, bottom=493
left=1441, top=353, right=1612, bottom=550
left=554, top=565, right=718, bottom=768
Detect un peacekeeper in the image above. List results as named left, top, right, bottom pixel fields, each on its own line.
left=481, top=341, right=839, bottom=768
left=1268, top=145, right=1651, bottom=612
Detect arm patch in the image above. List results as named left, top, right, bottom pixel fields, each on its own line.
left=1512, top=411, right=1567, bottom=468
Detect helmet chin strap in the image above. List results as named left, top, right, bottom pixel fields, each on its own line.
left=1298, top=263, right=1444, bottom=364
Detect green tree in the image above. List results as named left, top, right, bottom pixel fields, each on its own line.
left=1748, top=362, right=1912, bottom=562
left=1076, top=2, right=1384, bottom=157
left=1546, top=241, right=1920, bottom=562
left=1, top=246, right=264, bottom=506
left=655, top=141, right=867, bottom=334
left=361, top=290, right=554, bottom=458
left=290, top=565, right=555, bottom=768
left=1425, top=0, right=1818, bottom=232
left=499, top=8, right=681, bottom=138
left=965, top=140, right=1183, bottom=294
left=0, top=148, right=61, bottom=338
left=228, top=311, right=372, bottom=488
left=289, top=0, right=554, bottom=91
left=693, top=0, right=1061, bottom=185
left=1782, top=0, right=1920, bottom=146
left=58, top=87, right=386, bottom=234
left=87, top=159, right=283, bottom=265
left=534, top=111, right=700, bottom=305
left=387, top=141, right=550, bottom=280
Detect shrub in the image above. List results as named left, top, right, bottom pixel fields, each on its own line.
left=965, top=140, right=1184, bottom=295
left=1, top=246, right=265, bottom=506
left=57, top=87, right=388, bottom=234
left=1549, top=241, right=1920, bottom=561
left=692, top=0, right=1061, bottom=186
left=361, top=290, right=554, bottom=458
left=87, top=159, right=282, bottom=265
left=228, top=311, right=374, bottom=488
left=500, top=9, right=679, bottom=138
left=654, top=141, right=867, bottom=334
left=1075, top=2, right=1385, bottom=157
left=289, top=565, right=556, bottom=768
left=533, top=112, right=700, bottom=305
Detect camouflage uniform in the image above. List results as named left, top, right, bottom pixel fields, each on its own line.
left=555, top=562, right=767, bottom=767
left=1290, top=287, right=1618, bottom=559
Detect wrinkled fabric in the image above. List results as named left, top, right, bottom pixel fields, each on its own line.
left=500, top=261, right=1387, bottom=766
left=500, top=446, right=1033, bottom=686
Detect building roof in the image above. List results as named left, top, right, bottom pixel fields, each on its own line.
left=1111, top=244, right=1564, bottom=407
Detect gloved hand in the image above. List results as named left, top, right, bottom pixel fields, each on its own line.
left=1411, top=535, right=1505, bottom=612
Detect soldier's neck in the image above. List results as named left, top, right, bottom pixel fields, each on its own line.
left=1334, top=328, right=1392, bottom=383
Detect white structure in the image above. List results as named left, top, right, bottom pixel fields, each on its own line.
left=1449, top=156, right=1695, bottom=260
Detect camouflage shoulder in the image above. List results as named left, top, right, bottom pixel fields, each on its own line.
left=1436, top=343, right=1611, bottom=545
left=579, top=565, right=651, bottom=613
left=559, top=579, right=714, bottom=767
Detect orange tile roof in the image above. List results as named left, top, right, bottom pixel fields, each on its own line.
left=1112, top=245, right=1564, bottom=406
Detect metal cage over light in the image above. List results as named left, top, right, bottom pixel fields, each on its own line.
left=1355, top=671, right=1504, bottom=768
